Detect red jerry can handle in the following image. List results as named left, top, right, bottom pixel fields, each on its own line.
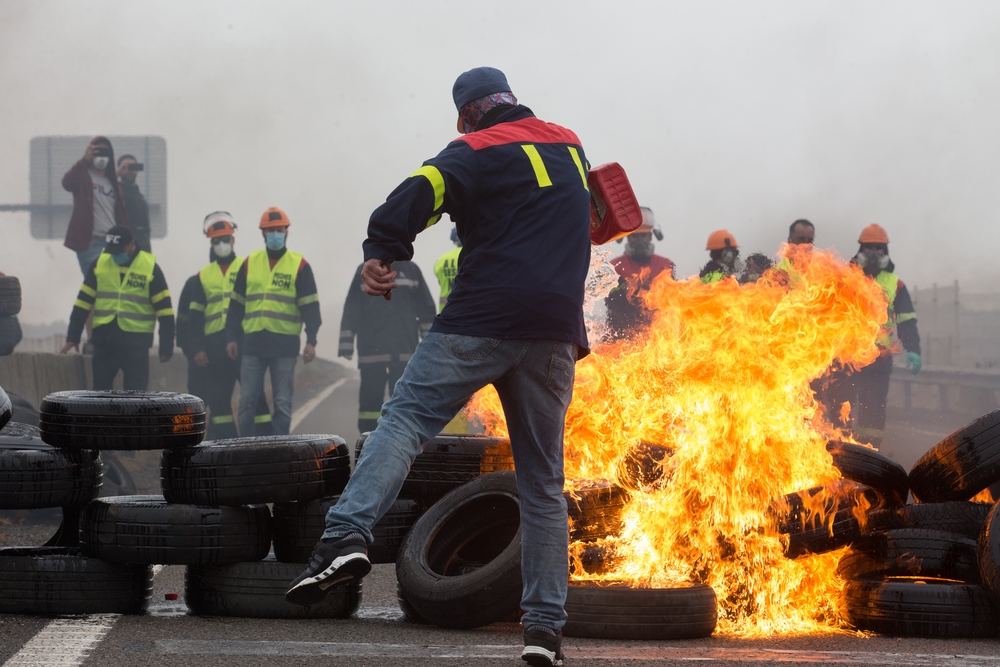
left=588, top=162, right=642, bottom=245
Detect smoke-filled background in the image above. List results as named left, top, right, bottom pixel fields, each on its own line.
left=1, top=0, right=999, bottom=350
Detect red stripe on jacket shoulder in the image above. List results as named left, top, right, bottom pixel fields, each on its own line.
left=456, top=117, right=581, bottom=150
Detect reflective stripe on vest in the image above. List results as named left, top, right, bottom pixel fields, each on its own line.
left=874, top=271, right=899, bottom=349
left=243, top=249, right=303, bottom=336
left=199, top=256, right=246, bottom=336
left=93, top=251, right=156, bottom=333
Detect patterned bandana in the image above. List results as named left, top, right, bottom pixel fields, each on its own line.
left=459, top=91, right=518, bottom=133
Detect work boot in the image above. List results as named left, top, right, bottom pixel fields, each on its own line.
left=521, top=625, right=564, bottom=666
left=285, top=533, right=370, bottom=605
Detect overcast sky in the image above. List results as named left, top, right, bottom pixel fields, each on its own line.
left=2, top=1, right=998, bottom=350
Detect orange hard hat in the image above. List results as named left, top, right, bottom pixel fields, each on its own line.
left=706, top=229, right=738, bottom=251
left=858, top=224, right=889, bottom=245
left=203, top=211, right=237, bottom=238
left=260, top=206, right=291, bottom=229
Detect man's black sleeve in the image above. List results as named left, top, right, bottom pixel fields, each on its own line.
left=66, top=265, right=99, bottom=344
left=150, top=264, right=174, bottom=357
left=226, top=264, right=247, bottom=345
left=187, top=276, right=209, bottom=355
left=296, top=261, right=321, bottom=347
left=895, top=283, right=921, bottom=355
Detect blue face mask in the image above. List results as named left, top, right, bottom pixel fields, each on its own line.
left=265, top=231, right=286, bottom=251
left=111, top=251, right=130, bottom=265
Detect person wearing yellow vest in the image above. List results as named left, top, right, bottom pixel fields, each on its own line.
left=225, top=207, right=321, bottom=436
left=182, top=212, right=272, bottom=439
left=824, top=224, right=921, bottom=447
left=61, top=226, right=174, bottom=389
left=433, top=227, right=462, bottom=312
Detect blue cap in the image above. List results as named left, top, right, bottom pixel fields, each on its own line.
left=452, top=67, right=512, bottom=111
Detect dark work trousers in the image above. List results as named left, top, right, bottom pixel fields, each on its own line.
left=817, top=354, right=893, bottom=447
left=199, top=334, right=272, bottom=439
left=92, top=345, right=149, bottom=390
left=357, top=361, right=408, bottom=433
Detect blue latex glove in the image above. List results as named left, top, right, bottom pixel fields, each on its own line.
left=906, top=351, right=922, bottom=375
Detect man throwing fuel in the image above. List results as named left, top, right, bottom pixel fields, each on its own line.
left=286, top=67, right=591, bottom=666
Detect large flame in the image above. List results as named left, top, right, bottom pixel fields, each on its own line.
left=468, top=245, right=888, bottom=636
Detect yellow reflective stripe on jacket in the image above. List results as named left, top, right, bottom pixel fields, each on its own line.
left=199, top=256, right=245, bottom=336
left=411, top=165, right=445, bottom=211
left=521, top=145, right=553, bottom=188
left=297, top=293, right=319, bottom=307
left=896, top=312, right=917, bottom=324
left=242, top=249, right=303, bottom=336
left=93, top=251, right=157, bottom=333
left=567, top=147, right=589, bottom=191
left=874, top=271, right=899, bottom=349
left=80, top=284, right=97, bottom=298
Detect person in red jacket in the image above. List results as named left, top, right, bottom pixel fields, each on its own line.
left=605, top=207, right=673, bottom=340
left=62, top=136, right=129, bottom=276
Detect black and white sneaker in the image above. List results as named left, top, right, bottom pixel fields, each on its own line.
left=285, top=533, right=371, bottom=605
left=521, top=625, right=564, bottom=666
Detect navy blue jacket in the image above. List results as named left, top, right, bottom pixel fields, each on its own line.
left=364, top=106, right=592, bottom=355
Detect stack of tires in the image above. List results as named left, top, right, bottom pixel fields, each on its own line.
left=835, top=409, right=1000, bottom=637
left=0, top=386, right=151, bottom=615
left=0, top=276, right=22, bottom=356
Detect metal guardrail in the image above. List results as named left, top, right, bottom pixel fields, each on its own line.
left=891, top=365, right=1000, bottom=415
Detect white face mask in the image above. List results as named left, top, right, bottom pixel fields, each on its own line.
left=213, top=241, right=232, bottom=258
left=92, top=156, right=109, bottom=171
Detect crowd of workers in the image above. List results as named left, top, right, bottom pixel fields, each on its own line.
left=50, top=68, right=920, bottom=666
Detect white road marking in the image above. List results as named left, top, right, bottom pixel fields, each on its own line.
left=152, top=640, right=1000, bottom=665
left=290, top=377, right=347, bottom=432
left=2, top=615, right=119, bottom=667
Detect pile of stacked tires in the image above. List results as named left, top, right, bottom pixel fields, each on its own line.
left=0, top=276, right=22, bottom=356
left=777, top=409, right=1000, bottom=637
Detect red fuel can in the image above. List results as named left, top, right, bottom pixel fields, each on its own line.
left=588, top=162, right=642, bottom=245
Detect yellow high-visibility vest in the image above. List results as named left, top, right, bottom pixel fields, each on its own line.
left=93, top=251, right=156, bottom=333
left=199, top=257, right=245, bottom=336
left=243, top=249, right=303, bottom=336
left=874, top=271, right=899, bottom=349
left=433, top=247, right=461, bottom=312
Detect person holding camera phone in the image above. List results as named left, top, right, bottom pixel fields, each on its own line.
left=62, top=136, right=130, bottom=276
left=117, top=154, right=151, bottom=253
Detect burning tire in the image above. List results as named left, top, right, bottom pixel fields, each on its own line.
left=775, top=480, right=885, bottom=558
left=827, top=441, right=908, bottom=505
left=563, top=581, right=717, bottom=639
left=0, top=422, right=103, bottom=509
left=186, top=555, right=361, bottom=618
left=842, top=578, right=1000, bottom=637
left=865, top=501, right=991, bottom=539
left=0, top=547, right=151, bottom=615
left=272, top=496, right=424, bottom=565
left=909, top=409, right=1000, bottom=503
left=395, top=471, right=522, bottom=629
left=0, top=276, right=21, bottom=317
left=80, top=495, right=271, bottom=565
left=356, top=433, right=514, bottom=507
left=837, top=529, right=979, bottom=582
left=161, top=435, right=350, bottom=505
left=616, top=442, right=672, bottom=491
left=39, top=391, right=206, bottom=450
left=566, top=481, right=630, bottom=543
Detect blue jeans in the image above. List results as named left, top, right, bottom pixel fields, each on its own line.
left=323, top=333, right=577, bottom=629
left=238, top=355, right=296, bottom=435
left=76, top=237, right=106, bottom=275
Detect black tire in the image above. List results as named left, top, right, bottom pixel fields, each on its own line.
left=566, top=481, right=630, bottom=542
left=0, top=385, right=11, bottom=430
left=0, top=547, right=151, bottom=615
left=843, top=578, right=1000, bottom=637
left=0, top=317, right=19, bottom=356
left=775, top=480, right=885, bottom=559
left=7, top=392, right=39, bottom=427
left=0, top=423, right=103, bottom=509
left=186, top=555, right=362, bottom=618
left=0, top=276, right=21, bottom=317
left=396, top=471, right=522, bottom=629
left=827, top=441, right=908, bottom=505
left=616, top=442, right=673, bottom=492
left=909, top=409, right=1000, bottom=503
left=358, top=433, right=514, bottom=507
left=976, top=500, right=1000, bottom=605
left=397, top=583, right=430, bottom=624
left=161, top=435, right=350, bottom=505
left=837, top=529, right=979, bottom=582
left=865, top=501, right=991, bottom=539
left=80, top=495, right=271, bottom=565
left=272, top=496, right=424, bottom=565
left=563, top=581, right=717, bottom=639
left=40, top=390, right=206, bottom=450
